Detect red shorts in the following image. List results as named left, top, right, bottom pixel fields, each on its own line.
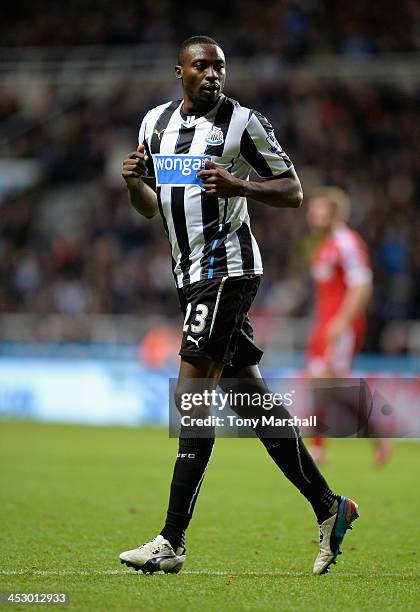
left=306, top=318, right=365, bottom=376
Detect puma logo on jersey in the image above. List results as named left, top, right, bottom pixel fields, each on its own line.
left=187, top=335, right=202, bottom=347
left=153, top=127, right=165, bottom=140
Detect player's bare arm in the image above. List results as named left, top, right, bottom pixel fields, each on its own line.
left=122, top=144, right=158, bottom=219
left=326, top=282, right=373, bottom=344
left=197, top=160, right=303, bottom=208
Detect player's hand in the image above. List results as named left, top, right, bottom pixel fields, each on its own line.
left=197, top=160, right=245, bottom=197
left=122, top=144, right=148, bottom=189
left=326, top=316, right=348, bottom=346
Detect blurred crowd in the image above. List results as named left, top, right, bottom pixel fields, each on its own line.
left=1, top=71, right=419, bottom=352
left=2, top=0, right=420, bottom=56
left=1, top=0, right=420, bottom=353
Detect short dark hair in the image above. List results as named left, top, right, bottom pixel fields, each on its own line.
left=177, top=36, right=221, bottom=65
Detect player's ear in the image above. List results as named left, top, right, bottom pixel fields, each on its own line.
left=175, top=65, right=183, bottom=80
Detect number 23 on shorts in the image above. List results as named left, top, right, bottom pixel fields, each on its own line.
left=183, top=303, right=209, bottom=334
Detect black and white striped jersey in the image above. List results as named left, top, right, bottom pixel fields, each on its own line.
left=138, top=94, right=293, bottom=288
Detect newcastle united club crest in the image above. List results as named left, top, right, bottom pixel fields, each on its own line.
left=205, top=126, right=224, bottom=146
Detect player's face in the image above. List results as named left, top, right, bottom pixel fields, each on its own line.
left=307, top=197, right=335, bottom=233
left=176, top=44, right=226, bottom=109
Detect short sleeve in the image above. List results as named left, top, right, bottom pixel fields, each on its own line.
left=138, top=113, right=155, bottom=178
left=339, top=233, right=373, bottom=287
left=240, top=110, right=293, bottom=178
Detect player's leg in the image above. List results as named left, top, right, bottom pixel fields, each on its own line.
left=156, top=277, right=261, bottom=556
left=220, top=363, right=341, bottom=524
left=120, top=355, right=223, bottom=574
left=305, top=324, right=333, bottom=464
left=306, top=325, right=368, bottom=462
left=220, top=354, right=358, bottom=574
left=120, top=277, right=237, bottom=574
left=142, top=276, right=263, bottom=569
left=309, top=324, right=392, bottom=466
left=160, top=355, right=223, bottom=553
left=350, top=321, right=392, bottom=467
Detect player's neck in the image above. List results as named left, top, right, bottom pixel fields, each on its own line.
left=181, top=94, right=221, bottom=117
left=332, top=221, right=345, bottom=233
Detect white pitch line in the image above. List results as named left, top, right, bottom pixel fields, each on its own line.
left=0, top=569, right=418, bottom=578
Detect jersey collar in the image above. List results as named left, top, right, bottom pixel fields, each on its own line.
left=178, top=95, right=225, bottom=127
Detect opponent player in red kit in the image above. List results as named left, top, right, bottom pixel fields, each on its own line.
left=306, top=186, right=391, bottom=466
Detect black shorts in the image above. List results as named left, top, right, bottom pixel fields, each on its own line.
left=177, top=275, right=263, bottom=367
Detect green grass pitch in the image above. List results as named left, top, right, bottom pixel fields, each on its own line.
left=0, top=421, right=419, bottom=611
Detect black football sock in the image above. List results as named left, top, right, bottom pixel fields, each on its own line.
left=252, top=401, right=339, bottom=523
left=160, top=433, right=214, bottom=551
left=260, top=434, right=339, bottom=523
left=222, top=377, right=339, bottom=524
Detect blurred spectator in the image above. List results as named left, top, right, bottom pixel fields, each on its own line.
left=0, top=76, right=419, bottom=343
left=1, top=2, right=420, bottom=352
left=2, top=1, right=420, bottom=55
